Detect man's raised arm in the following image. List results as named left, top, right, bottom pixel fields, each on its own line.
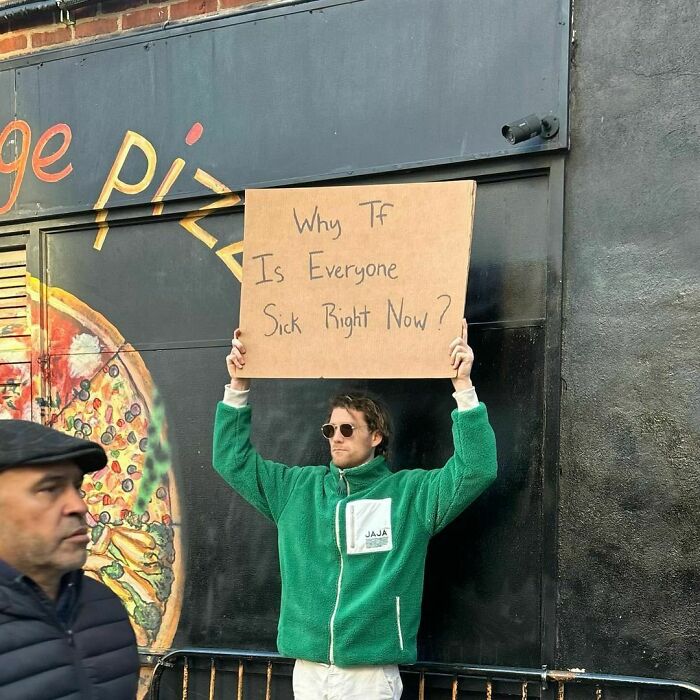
left=416, top=318, right=498, bottom=534
left=213, top=329, right=299, bottom=522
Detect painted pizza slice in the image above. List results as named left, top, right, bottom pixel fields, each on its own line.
left=0, top=278, right=183, bottom=651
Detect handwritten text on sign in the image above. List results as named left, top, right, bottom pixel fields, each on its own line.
left=238, top=181, right=476, bottom=378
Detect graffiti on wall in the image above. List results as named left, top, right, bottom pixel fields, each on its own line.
left=0, top=278, right=183, bottom=650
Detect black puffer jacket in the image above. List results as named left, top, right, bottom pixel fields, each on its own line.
left=0, top=564, right=139, bottom=700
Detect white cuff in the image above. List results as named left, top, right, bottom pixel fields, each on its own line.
left=452, top=386, right=479, bottom=411
left=223, top=384, right=250, bottom=408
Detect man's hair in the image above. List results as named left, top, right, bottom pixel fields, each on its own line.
left=327, top=393, right=392, bottom=457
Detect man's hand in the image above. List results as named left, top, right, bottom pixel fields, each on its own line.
left=449, top=318, right=474, bottom=392
left=226, top=328, right=251, bottom=391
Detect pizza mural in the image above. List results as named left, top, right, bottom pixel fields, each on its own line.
left=0, top=277, right=183, bottom=652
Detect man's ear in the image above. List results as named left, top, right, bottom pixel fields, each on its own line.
left=371, top=431, right=383, bottom=448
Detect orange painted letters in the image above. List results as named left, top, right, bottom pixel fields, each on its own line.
left=0, top=119, right=73, bottom=215
left=32, top=123, right=73, bottom=183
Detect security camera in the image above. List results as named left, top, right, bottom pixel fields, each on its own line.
left=501, top=114, right=560, bottom=145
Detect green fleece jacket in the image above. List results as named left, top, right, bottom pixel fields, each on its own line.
left=212, top=401, right=497, bottom=667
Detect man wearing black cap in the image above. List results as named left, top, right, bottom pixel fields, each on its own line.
left=0, top=419, right=140, bottom=700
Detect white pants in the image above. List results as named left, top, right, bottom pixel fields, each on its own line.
left=293, top=659, right=403, bottom=700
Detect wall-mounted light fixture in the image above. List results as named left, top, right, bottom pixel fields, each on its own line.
left=57, top=0, right=88, bottom=26
left=501, top=114, right=560, bottom=145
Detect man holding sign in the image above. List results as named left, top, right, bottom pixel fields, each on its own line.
left=212, top=319, right=497, bottom=700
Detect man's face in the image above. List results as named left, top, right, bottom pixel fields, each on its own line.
left=0, top=462, right=89, bottom=581
left=327, top=407, right=382, bottom=469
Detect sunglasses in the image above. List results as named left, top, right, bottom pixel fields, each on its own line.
left=321, top=423, right=358, bottom=439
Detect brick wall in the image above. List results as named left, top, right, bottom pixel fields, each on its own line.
left=0, top=0, right=288, bottom=58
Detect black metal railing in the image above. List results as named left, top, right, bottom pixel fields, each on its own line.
left=146, top=648, right=700, bottom=700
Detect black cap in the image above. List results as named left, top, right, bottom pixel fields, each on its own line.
left=0, top=419, right=107, bottom=475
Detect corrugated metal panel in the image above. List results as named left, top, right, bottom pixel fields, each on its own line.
left=0, top=247, right=28, bottom=334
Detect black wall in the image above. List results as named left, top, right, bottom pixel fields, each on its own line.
left=559, top=0, right=700, bottom=681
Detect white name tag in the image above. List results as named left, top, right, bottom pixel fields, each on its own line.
left=345, top=498, right=393, bottom=554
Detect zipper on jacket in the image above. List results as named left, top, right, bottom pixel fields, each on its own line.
left=329, top=500, right=344, bottom=664
left=329, top=471, right=350, bottom=663
left=395, top=596, right=404, bottom=651
left=337, top=469, right=350, bottom=496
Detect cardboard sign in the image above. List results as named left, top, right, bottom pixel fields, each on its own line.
left=238, top=181, right=475, bottom=378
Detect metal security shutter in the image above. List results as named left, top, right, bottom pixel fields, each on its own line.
left=0, top=246, right=31, bottom=419
left=0, top=247, right=28, bottom=333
